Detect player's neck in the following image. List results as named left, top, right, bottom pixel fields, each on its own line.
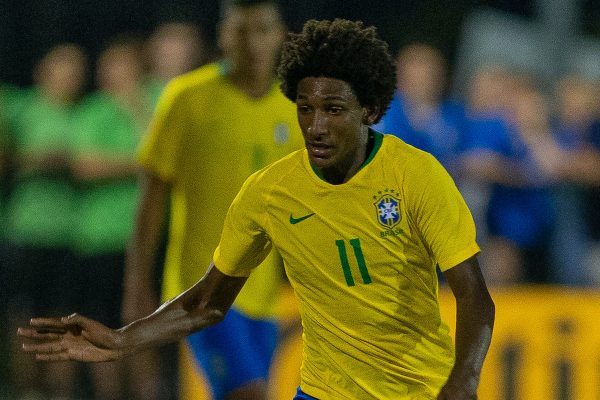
left=228, top=69, right=274, bottom=99
left=319, top=130, right=375, bottom=185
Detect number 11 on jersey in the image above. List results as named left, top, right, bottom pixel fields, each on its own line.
left=335, top=238, right=372, bottom=286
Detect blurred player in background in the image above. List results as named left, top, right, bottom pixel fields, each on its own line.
left=121, top=0, right=303, bottom=398
left=20, top=18, right=494, bottom=400
left=145, top=21, right=207, bottom=105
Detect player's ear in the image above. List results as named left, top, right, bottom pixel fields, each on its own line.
left=362, top=106, right=380, bottom=126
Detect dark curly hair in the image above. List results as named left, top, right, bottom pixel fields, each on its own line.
left=278, top=19, right=396, bottom=123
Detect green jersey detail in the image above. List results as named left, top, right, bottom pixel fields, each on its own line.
left=336, top=238, right=371, bottom=286
left=289, top=212, right=316, bottom=224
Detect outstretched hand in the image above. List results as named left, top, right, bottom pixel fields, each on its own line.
left=18, top=314, right=124, bottom=362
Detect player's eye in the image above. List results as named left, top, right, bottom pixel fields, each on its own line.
left=297, top=105, right=312, bottom=113
left=327, top=106, right=343, bottom=114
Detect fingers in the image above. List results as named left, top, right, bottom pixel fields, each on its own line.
left=66, top=314, right=123, bottom=349
left=36, top=353, right=71, bottom=361
left=62, top=313, right=99, bottom=330
left=29, top=317, right=69, bottom=331
left=18, top=316, right=78, bottom=362
left=22, top=341, right=65, bottom=354
left=29, top=313, right=96, bottom=333
left=19, top=313, right=122, bottom=362
left=17, top=328, right=63, bottom=340
left=21, top=340, right=71, bottom=361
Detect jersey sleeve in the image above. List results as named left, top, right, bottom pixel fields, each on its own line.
left=213, top=171, right=272, bottom=277
left=137, top=79, right=189, bottom=181
left=405, top=152, right=480, bottom=271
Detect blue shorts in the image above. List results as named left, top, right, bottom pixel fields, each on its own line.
left=186, top=307, right=278, bottom=399
left=294, top=387, right=319, bottom=399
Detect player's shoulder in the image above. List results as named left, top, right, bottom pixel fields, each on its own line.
left=379, top=133, right=445, bottom=181
left=245, top=149, right=306, bottom=189
left=161, top=62, right=223, bottom=97
left=380, top=132, right=434, bottom=163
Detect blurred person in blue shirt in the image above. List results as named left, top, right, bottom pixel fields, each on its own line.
left=459, top=67, right=558, bottom=285
left=585, top=120, right=600, bottom=284
left=374, top=43, right=465, bottom=175
left=549, top=76, right=600, bottom=285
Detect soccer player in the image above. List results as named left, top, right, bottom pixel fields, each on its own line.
left=19, top=19, right=495, bottom=399
left=120, top=0, right=303, bottom=399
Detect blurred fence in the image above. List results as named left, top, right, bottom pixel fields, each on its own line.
left=440, top=286, right=600, bottom=400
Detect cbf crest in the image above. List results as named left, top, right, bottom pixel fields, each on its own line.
left=273, top=122, right=290, bottom=144
left=373, top=189, right=401, bottom=228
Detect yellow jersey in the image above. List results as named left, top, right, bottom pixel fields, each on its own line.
left=138, top=62, right=304, bottom=318
left=214, top=132, right=480, bottom=399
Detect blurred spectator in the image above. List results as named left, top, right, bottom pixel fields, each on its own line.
left=0, top=82, right=22, bottom=399
left=0, top=86, right=8, bottom=234
left=93, top=36, right=155, bottom=129
left=0, top=83, right=20, bottom=230
left=2, top=43, right=87, bottom=399
left=459, top=67, right=557, bottom=285
left=374, top=43, right=465, bottom=175
left=146, top=21, right=206, bottom=86
left=70, top=36, right=164, bottom=400
left=551, top=76, right=600, bottom=184
left=585, top=120, right=600, bottom=284
left=548, top=75, right=600, bottom=285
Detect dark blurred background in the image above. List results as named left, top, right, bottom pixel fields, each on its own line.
left=1, top=0, right=599, bottom=86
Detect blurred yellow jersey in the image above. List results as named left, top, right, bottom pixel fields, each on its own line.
left=138, top=61, right=304, bottom=318
left=214, top=132, right=480, bottom=399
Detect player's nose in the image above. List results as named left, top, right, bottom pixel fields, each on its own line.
left=307, top=110, right=328, bottom=138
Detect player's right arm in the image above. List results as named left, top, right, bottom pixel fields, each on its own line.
left=121, top=169, right=170, bottom=324
left=19, top=165, right=271, bottom=363
left=18, top=262, right=246, bottom=362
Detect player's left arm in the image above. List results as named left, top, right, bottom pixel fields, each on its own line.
left=438, top=255, right=495, bottom=400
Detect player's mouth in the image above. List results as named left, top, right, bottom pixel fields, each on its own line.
left=307, top=142, right=334, bottom=159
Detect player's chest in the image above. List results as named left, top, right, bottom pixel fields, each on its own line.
left=268, top=181, right=427, bottom=288
left=181, top=114, right=299, bottom=174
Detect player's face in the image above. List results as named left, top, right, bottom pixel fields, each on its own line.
left=296, top=76, right=372, bottom=183
left=219, top=4, right=285, bottom=78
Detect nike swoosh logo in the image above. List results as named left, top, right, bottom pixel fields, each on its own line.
left=289, top=213, right=315, bottom=224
